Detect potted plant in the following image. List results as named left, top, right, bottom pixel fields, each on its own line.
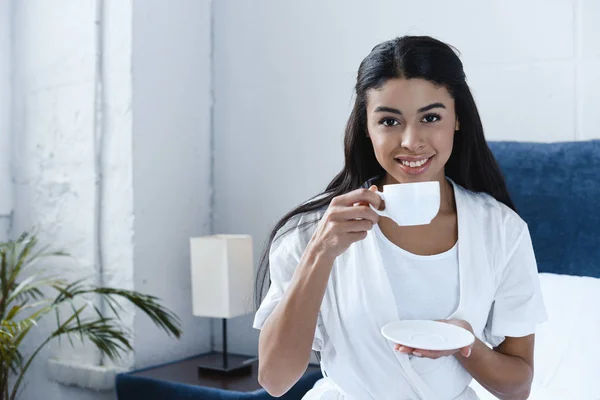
left=0, top=232, right=182, bottom=400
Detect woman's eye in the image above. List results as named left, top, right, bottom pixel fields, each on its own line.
left=380, top=118, right=399, bottom=127
left=422, top=114, right=441, bottom=123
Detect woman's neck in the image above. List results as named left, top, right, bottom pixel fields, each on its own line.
left=439, top=177, right=456, bottom=214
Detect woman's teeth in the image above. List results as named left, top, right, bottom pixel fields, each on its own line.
left=398, top=157, right=430, bottom=167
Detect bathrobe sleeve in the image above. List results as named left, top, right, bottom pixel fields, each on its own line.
left=484, top=224, right=548, bottom=347
left=253, top=221, right=328, bottom=352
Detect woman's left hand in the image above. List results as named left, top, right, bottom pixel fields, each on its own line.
left=393, top=319, right=474, bottom=359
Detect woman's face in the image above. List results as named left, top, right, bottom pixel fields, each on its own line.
left=366, top=78, right=459, bottom=185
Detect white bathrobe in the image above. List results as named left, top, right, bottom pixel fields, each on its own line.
left=254, top=180, right=548, bottom=400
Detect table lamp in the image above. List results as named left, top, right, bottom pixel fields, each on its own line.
left=190, top=234, right=257, bottom=374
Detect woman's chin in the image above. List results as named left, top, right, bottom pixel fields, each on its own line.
left=386, top=168, right=444, bottom=184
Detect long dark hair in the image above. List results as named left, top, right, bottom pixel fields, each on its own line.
left=255, top=36, right=515, bottom=307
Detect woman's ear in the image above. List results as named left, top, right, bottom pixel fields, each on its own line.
left=455, top=119, right=460, bottom=131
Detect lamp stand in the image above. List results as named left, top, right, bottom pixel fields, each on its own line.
left=197, top=318, right=257, bottom=375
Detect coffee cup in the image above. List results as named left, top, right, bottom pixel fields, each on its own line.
left=369, top=181, right=440, bottom=226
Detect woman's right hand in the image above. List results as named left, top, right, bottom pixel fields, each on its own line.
left=308, top=186, right=382, bottom=261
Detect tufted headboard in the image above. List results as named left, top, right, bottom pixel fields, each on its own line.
left=488, top=140, right=600, bottom=278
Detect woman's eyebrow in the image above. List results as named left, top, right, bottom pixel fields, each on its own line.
left=418, top=102, right=446, bottom=113
left=374, top=106, right=402, bottom=115
left=373, top=102, right=446, bottom=115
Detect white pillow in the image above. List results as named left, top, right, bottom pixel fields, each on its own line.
left=472, top=272, right=600, bottom=399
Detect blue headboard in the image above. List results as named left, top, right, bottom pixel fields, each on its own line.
left=488, top=140, right=600, bottom=278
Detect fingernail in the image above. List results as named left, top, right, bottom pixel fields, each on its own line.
left=397, top=345, right=405, bottom=352
left=466, top=348, right=472, bottom=358
left=413, top=352, right=422, bottom=357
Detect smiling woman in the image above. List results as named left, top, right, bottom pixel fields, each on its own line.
left=253, top=36, right=547, bottom=400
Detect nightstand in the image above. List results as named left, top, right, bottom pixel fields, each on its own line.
left=115, top=353, right=323, bottom=399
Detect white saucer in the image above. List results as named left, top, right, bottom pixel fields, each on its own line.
left=381, top=320, right=475, bottom=351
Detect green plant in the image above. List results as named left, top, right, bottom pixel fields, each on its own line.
left=0, top=232, right=182, bottom=400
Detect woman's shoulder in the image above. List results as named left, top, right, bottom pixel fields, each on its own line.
left=271, top=204, right=327, bottom=259
left=455, top=183, right=526, bottom=230
left=277, top=208, right=325, bottom=240
left=454, top=183, right=529, bottom=259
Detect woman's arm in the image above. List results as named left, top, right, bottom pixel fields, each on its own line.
left=258, top=247, right=334, bottom=397
left=457, top=333, right=534, bottom=400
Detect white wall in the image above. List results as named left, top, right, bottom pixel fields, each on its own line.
left=581, top=0, right=600, bottom=140
left=11, top=0, right=113, bottom=399
left=131, top=0, right=213, bottom=368
left=0, top=0, right=12, bottom=242
left=213, top=0, right=600, bottom=356
left=9, top=0, right=213, bottom=399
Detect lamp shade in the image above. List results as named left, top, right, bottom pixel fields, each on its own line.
left=190, top=235, right=254, bottom=319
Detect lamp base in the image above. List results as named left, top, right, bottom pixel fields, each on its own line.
left=196, top=351, right=257, bottom=375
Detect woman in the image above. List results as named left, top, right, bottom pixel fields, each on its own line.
left=253, top=36, right=547, bottom=400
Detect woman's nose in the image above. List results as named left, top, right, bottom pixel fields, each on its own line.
left=401, top=125, right=425, bottom=152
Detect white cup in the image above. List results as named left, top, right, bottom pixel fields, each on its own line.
left=369, top=181, right=441, bottom=226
